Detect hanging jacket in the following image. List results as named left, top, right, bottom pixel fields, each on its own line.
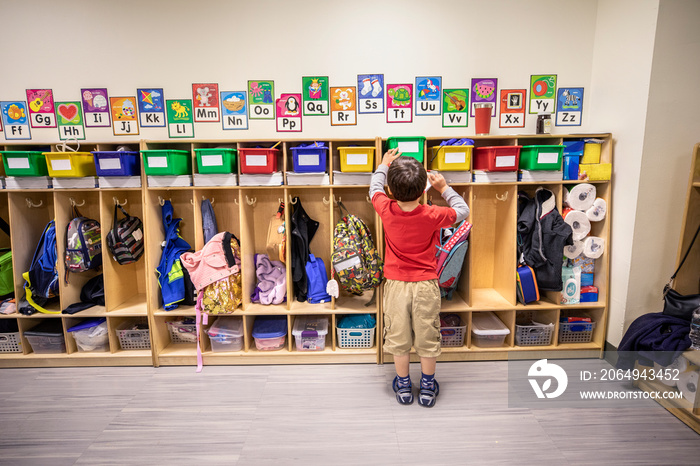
left=201, top=199, right=218, bottom=245
left=517, top=188, right=573, bottom=291
left=156, top=201, right=192, bottom=310
left=290, top=197, right=319, bottom=302
left=180, top=232, right=240, bottom=292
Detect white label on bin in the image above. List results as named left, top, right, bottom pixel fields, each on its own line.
left=397, top=141, right=420, bottom=153
left=50, top=159, right=72, bottom=171
left=334, top=255, right=361, bottom=272
left=537, top=151, right=559, bottom=164
left=7, top=157, right=30, bottom=169
left=298, top=153, right=319, bottom=166
left=445, top=151, right=466, bottom=164
left=99, top=158, right=122, bottom=170
left=495, top=155, right=516, bottom=168
left=201, top=155, right=223, bottom=167
left=346, top=153, right=368, bottom=165
left=246, top=155, right=268, bottom=167
left=148, top=156, right=168, bottom=168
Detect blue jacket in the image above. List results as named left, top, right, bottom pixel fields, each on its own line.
left=616, top=312, right=691, bottom=369
left=156, top=201, right=191, bottom=310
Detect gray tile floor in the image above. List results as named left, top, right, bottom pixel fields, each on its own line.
left=0, top=361, right=698, bottom=465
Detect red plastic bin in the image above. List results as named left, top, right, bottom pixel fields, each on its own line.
left=472, top=146, right=521, bottom=172
left=239, top=148, right=279, bottom=174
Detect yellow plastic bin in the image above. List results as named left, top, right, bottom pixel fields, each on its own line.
left=44, top=152, right=96, bottom=177
left=338, top=147, right=375, bottom=172
left=429, top=145, right=473, bottom=171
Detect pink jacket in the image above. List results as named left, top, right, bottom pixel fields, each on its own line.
left=180, top=232, right=240, bottom=292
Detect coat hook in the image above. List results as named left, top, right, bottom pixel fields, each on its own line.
left=113, top=197, right=127, bottom=206
left=288, top=195, right=298, bottom=205
left=190, top=198, right=195, bottom=205
left=69, top=197, right=85, bottom=207
left=322, top=196, right=330, bottom=205
left=202, top=196, right=214, bottom=204
left=246, top=195, right=257, bottom=206
left=461, top=192, right=466, bottom=199
left=496, top=191, right=509, bottom=202
left=234, top=198, right=239, bottom=205
left=332, top=195, right=341, bottom=204
left=366, top=195, right=372, bottom=203
left=25, top=198, right=43, bottom=208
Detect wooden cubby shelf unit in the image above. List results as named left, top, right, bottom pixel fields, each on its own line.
left=0, top=134, right=611, bottom=368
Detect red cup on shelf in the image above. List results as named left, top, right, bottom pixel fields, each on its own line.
left=474, top=103, right=493, bottom=135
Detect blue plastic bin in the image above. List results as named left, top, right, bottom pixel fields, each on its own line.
left=252, top=315, right=287, bottom=351
left=93, top=151, right=141, bottom=176
left=290, top=144, right=327, bottom=173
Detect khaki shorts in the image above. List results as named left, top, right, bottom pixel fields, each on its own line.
left=383, top=279, right=441, bottom=358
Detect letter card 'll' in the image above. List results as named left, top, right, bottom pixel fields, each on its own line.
left=386, top=84, right=413, bottom=123
left=556, top=87, right=584, bottom=126
left=1, top=101, right=31, bottom=140
left=137, top=88, right=166, bottom=127
left=442, top=89, right=469, bottom=128
left=192, top=83, right=220, bottom=123
left=330, top=87, right=357, bottom=126
left=55, top=101, right=86, bottom=140
left=529, top=75, right=557, bottom=114
left=110, top=97, right=140, bottom=136
left=220, top=91, right=248, bottom=130
left=302, top=76, right=329, bottom=116
left=357, top=74, right=384, bottom=114
left=415, top=77, right=442, bottom=116
left=470, top=78, right=498, bottom=117
left=166, top=99, right=195, bottom=138
left=276, top=94, right=302, bottom=132
left=248, top=81, right=275, bottom=120
left=499, top=89, right=526, bottom=128
left=26, top=89, right=57, bottom=128
left=81, top=88, right=111, bottom=127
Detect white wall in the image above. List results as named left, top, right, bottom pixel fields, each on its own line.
left=0, top=0, right=600, bottom=142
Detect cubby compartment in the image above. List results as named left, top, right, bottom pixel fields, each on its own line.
left=0, top=318, right=22, bottom=353
left=514, top=309, right=557, bottom=347
left=330, top=139, right=378, bottom=185
left=557, top=308, right=604, bottom=346
left=65, top=317, right=110, bottom=353
left=206, top=316, right=244, bottom=353
left=439, top=312, right=468, bottom=348
left=23, top=318, right=66, bottom=354
left=291, top=314, right=330, bottom=352
left=335, top=313, right=377, bottom=349
left=469, top=310, right=513, bottom=349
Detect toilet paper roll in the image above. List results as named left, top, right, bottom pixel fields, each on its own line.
left=583, top=236, right=605, bottom=259
left=677, top=371, right=698, bottom=405
left=586, top=198, right=607, bottom=222
left=566, top=183, right=597, bottom=210
left=564, top=209, right=591, bottom=241
left=564, top=240, right=585, bottom=259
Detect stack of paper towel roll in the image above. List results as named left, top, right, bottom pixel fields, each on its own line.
left=563, top=183, right=606, bottom=259
left=653, top=356, right=698, bottom=404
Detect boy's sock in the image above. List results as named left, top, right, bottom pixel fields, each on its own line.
left=418, top=373, right=439, bottom=408
left=392, top=375, right=413, bottom=405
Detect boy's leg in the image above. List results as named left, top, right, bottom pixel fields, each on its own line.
left=384, top=280, right=414, bottom=405
left=412, top=280, right=442, bottom=407
left=420, top=356, right=436, bottom=377
left=394, top=354, right=410, bottom=378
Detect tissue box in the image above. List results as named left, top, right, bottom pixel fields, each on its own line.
left=580, top=286, right=599, bottom=302
left=580, top=163, right=611, bottom=181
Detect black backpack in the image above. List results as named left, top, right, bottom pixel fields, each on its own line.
left=106, top=204, right=144, bottom=265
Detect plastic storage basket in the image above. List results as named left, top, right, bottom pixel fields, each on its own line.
left=471, top=312, right=510, bottom=348
left=44, top=152, right=97, bottom=177
left=24, top=320, right=66, bottom=354
left=519, top=145, right=564, bottom=171
left=207, top=317, right=243, bottom=352
left=142, top=149, right=191, bottom=176
left=68, top=319, right=109, bottom=352
left=429, top=145, right=473, bottom=171
left=559, top=320, right=596, bottom=343
left=116, top=320, right=151, bottom=350
left=291, top=315, right=328, bottom=351
left=336, top=326, right=376, bottom=348
left=515, top=321, right=554, bottom=346
left=440, top=322, right=467, bottom=347
left=167, top=319, right=197, bottom=344
left=252, top=315, right=287, bottom=351
left=290, top=145, right=327, bottom=173
left=472, top=146, right=521, bottom=172
left=0, top=332, right=22, bottom=353
left=338, top=147, right=375, bottom=172
left=386, top=137, right=426, bottom=162
left=1, top=151, right=49, bottom=176
left=93, top=151, right=141, bottom=176
left=239, top=147, right=279, bottom=174
left=195, top=148, right=237, bottom=174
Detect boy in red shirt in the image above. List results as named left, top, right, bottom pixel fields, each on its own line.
left=370, top=148, right=469, bottom=407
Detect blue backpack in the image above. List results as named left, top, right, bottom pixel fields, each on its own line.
left=22, top=220, right=60, bottom=314
left=435, top=220, right=472, bottom=300
left=305, top=254, right=331, bottom=304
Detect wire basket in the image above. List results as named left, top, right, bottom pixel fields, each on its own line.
left=0, top=332, right=22, bottom=353
left=337, top=327, right=375, bottom=348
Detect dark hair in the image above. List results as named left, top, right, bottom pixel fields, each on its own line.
left=387, top=156, right=426, bottom=202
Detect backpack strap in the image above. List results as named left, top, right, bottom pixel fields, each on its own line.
left=0, top=216, right=10, bottom=237
left=337, top=200, right=350, bottom=218
left=112, top=203, right=130, bottom=240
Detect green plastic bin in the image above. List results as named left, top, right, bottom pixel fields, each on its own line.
left=386, top=136, right=426, bottom=162
left=194, top=148, right=237, bottom=174
left=1, top=151, right=49, bottom=176
left=519, top=145, right=564, bottom=171
left=142, top=150, right=191, bottom=176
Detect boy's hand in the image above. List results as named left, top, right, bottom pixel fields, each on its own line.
left=381, top=148, right=401, bottom=167
left=428, top=171, right=449, bottom=194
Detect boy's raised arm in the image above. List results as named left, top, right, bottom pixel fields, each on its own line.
left=369, top=148, right=401, bottom=200
left=428, top=171, right=469, bottom=222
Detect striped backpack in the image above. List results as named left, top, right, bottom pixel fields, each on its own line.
left=65, top=206, right=102, bottom=276
left=435, top=220, right=472, bottom=300
left=106, top=203, right=144, bottom=265
left=331, top=202, right=383, bottom=298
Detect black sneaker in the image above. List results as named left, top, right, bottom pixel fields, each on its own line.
left=392, top=375, right=414, bottom=405
left=418, top=379, right=439, bottom=408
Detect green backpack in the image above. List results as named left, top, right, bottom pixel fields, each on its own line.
left=331, top=202, right=383, bottom=302
left=0, top=217, right=12, bottom=296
